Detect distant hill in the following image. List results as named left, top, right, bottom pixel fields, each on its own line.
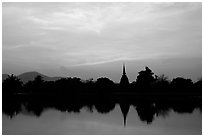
left=3, top=72, right=63, bottom=84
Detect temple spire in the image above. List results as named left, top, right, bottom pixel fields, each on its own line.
left=120, top=63, right=129, bottom=86
left=123, top=63, right=126, bottom=75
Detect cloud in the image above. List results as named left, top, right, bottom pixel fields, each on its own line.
left=24, top=3, right=124, bottom=34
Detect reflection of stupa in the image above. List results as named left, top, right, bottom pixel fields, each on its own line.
left=119, top=103, right=130, bottom=127
left=120, top=64, right=129, bottom=87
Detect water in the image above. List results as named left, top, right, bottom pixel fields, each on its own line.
left=2, top=105, right=201, bottom=135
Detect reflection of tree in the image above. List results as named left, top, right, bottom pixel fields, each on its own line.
left=171, top=98, right=201, bottom=113
left=3, top=94, right=201, bottom=126
left=135, top=102, right=156, bottom=124
left=95, top=102, right=115, bottom=113
left=2, top=96, right=22, bottom=118
left=133, top=97, right=202, bottom=124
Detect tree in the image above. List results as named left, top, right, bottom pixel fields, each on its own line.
left=171, top=77, right=193, bottom=94
left=193, top=79, right=202, bottom=96
left=24, top=75, right=45, bottom=94
left=3, top=74, right=23, bottom=95
left=136, top=67, right=155, bottom=89
left=153, top=74, right=170, bottom=91
left=95, top=77, right=115, bottom=93
left=171, top=77, right=193, bottom=88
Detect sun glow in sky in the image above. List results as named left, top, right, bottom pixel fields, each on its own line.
left=2, top=2, right=202, bottom=82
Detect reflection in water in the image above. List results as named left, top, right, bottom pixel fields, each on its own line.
left=119, top=103, right=130, bottom=127
left=2, top=106, right=201, bottom=135
left=3, top=93, right=201, bottom=127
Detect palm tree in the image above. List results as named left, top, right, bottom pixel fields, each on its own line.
left=3, top=74, right=23, bottom=95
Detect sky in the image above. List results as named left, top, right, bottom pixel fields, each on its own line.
left=2, top=2, right=202, bottom=82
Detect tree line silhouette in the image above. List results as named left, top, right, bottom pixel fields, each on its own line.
left=2, top=66, right=202, bottom=126
left=2, top=66, right=202, bottom=96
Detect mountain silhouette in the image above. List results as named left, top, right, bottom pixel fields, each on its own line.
left=17, top=71, right=62, bottom=83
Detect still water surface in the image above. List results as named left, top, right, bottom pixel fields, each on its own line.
left=2, top=105, right=201, bottom=135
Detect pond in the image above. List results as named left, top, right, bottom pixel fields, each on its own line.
left=2, top=94, right=202, bottom=135
left=3, top=106, right=202, bottom=134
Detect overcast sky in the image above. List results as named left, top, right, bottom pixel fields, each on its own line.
left=2, top=2, right=202, bottom=82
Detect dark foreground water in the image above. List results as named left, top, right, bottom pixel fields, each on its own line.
left=3, top=105, right=201, bottom=135
left=2, top=94, right=202, bottom=135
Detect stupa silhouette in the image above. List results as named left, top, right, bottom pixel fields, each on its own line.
left=120, top=63, right=129, bottom=87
